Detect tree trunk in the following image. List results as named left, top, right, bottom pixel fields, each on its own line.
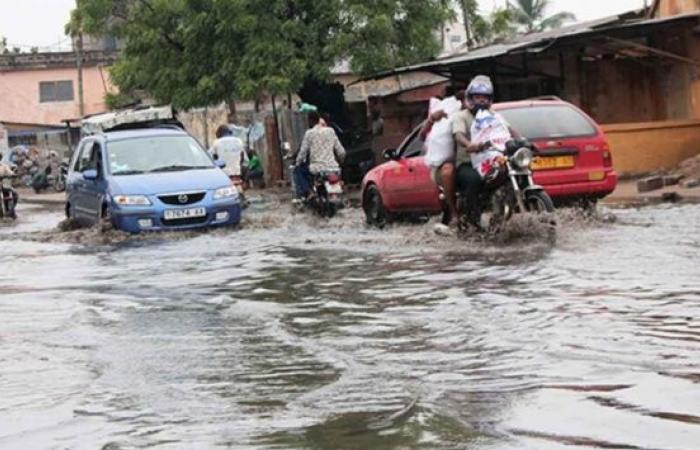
left=227, top=99, right=237, bottom=124
left=461, top=1, right=473, bottom=49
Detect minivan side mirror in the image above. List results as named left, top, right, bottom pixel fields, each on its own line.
left=382, top=148, right=398, bottom=161
left=83, top=169, right=98, bottom=180
left=215, top=159, right=226, bottom=169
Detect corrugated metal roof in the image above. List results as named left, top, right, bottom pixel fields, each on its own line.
left=365, top=9, right=700, bottom=79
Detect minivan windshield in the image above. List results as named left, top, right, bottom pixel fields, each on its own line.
left=107, top=135, right=213, bottom=175
left=498, top=105, right=597, bottom=140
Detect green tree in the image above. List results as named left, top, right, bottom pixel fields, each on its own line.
left=69, top=0, right=453, bottom=109
left=453, top=1, right=515, bottom=47
left=508, top=0, right=576, bottom=33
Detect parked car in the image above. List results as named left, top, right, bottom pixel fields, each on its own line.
left=361, top=98, right=617, bottom=221
left=65, top=127, right=242, bottom=233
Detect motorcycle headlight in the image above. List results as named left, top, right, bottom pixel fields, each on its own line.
left=114, top=195, right=151, bottom=206
left=512, top=148, right=533, bottom=169
left=214, top=186, right=238, bottom=200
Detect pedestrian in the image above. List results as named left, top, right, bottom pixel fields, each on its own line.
left=245, top=150, right=264, bottom=188
left=210, top=125, right=248, bottom=179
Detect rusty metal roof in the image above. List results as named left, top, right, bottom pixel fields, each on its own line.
left=364, top=9, right=700, bottom=80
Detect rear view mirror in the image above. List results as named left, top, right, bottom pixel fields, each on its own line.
left=215, top=160, right=226, bottom=169
left=383, top=148, right=398, bottom=161
left=83, top=169, right=98, bottom=180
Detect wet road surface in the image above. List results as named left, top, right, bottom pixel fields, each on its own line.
left=1, top=201, right=699, bottom=449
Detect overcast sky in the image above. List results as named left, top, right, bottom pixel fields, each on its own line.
left=0, top=0, right=649, bottom=51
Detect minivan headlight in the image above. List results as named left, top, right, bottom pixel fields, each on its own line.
left=512, top=148, right=533, bottom=169
left=114, top=195, right=151, bottom=206
left=214, top=186, right=238, bottom=200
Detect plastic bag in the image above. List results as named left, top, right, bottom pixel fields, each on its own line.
left=470, top=110, right=512, bottom=177
left=424, top=97, right=461, bottom=168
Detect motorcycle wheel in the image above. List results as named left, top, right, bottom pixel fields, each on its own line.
left=325, top=203, right=337, bottom=218
left=363, top=185, right=387, bottom=228
left=525, top=190, right=555, bottom=213
left=54, top=179, right=65, bottom=192
left=525, top=191, right=557, bottom=236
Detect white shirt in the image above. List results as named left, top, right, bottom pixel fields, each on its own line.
left=210, top=136, right=247, bottom=177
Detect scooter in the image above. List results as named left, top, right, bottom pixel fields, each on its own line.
left=0, top=175, right=18, bottom=220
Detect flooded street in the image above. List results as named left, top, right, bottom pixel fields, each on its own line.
left=1, top=201, right=699, bottom=450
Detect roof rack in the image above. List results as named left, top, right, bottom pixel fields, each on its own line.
left=153, top=124, right=184, bottom=131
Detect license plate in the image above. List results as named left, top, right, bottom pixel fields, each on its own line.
left=532, top=155, right=575, bottom=171
left=325, top=182, right=343, bottom=194
left=164, top=207, right=206, bottom=220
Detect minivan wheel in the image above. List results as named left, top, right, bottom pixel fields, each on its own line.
left=99, top=205, right=114, bottom=233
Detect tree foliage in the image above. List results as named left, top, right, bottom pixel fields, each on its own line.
left=454, top=1, right=516, bottom=47
left=69, top=0, right=453, bottom=109
left=508, top=0, right=576, bottom=33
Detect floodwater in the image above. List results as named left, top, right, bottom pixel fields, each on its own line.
left=1, top=200, right=699, bottom=450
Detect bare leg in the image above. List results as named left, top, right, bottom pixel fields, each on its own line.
left=441, top=163, right=458, bottom=226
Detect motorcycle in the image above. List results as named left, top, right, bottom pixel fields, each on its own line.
left=446, top=138, right=556, bottom=232
left=0, top=175, right=18, bottom=220
left=53, top=159, right=69, bottom=192
left=284, top=142, right=344, bottom=218
left=307, top=171, right=344, bottom=218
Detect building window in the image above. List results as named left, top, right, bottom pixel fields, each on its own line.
left=39, top=81, right=74, bottom=103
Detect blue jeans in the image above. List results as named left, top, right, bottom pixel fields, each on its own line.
left=293, top=164, right=312, bottom=198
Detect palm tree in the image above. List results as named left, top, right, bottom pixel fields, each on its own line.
left=508, top=0, right=576, bottom=33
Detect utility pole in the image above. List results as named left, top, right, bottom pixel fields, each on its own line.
left=75, top=32, right=85, bottom=117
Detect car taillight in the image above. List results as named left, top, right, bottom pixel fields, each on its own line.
left=602, top=144, right=613, bottom=167
left=326, top=173, right=341, bottom=183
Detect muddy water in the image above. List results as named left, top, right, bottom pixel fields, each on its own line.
left=0, top=201, right=699, bottom=449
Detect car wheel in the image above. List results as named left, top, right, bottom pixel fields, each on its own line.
left=364, top=185, right=388, bottom=228
left=99, top=204, right=114, bottom=233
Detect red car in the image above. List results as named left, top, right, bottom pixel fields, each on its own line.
left=362, top=98, right=617, bottom=224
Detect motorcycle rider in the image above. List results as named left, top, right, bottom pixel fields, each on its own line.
left=295, top=111, right=346, bottom=200
left=452, top=75, right=518, bottom=229
left=0, top=152, right=19, bottom=216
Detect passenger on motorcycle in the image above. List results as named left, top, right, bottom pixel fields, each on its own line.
left=295, top=111, right=346, bottom=200
left=452, top=75, right=519, bottom=229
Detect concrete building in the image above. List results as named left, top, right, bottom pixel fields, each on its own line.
left=0, top=50, right=118, bottom=127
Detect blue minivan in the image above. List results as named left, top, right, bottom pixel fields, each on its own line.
left=66, top=127, right=241, bottom=233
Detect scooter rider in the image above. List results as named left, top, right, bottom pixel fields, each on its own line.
left=295, top=111, right=346, bottom=200
left=452, top=75, right=518, bottom=229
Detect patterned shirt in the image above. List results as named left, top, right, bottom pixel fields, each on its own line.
left=296, top=126, right=346, bottom=174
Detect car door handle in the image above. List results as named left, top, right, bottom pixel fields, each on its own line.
left=408, top=167, right=415, bottom=172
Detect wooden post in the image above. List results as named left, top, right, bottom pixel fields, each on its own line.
left=75, top=33, right=85, bottom=117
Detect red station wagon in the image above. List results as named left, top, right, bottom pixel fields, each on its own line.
left=362, top=98, right=618, bottom=222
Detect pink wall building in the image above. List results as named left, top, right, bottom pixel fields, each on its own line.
left=0, top=51, right=118, bottom=126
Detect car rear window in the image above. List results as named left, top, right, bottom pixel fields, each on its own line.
left=498, top=105, right=597, bottom=140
